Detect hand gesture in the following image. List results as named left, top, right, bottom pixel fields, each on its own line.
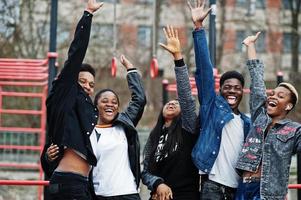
left=46, top=143, right=59, bottom=162
left=242, top=32, right=261, bottom=46
left=155, top=183, right=173, bottom=200
left=188, top=0, right=212, bottom=29
left=159, top=25, right=182, bottom=60
left=85, top=0, right=104, bottom=14
left=120, top=54, right=134, bottom=70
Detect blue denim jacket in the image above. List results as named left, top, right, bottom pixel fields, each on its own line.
left=236, top=59, right=301, bottom=200
left=192, top=29, right=251, bottom=173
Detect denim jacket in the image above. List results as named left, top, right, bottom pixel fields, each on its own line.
left=236, top=59, right=301, bottom=200
left=191, top=29, right=251, bottom=173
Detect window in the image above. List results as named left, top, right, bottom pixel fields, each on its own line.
left=57, top=23, right=70, bottom=45
left=236, top=0, right=247, bottom=7
left=283, top=33, right=291, bottom=53
left=283, top=33, right=301, bottom=53
left=101, top=0, right=119, bottom=3
left=256, top=0, right=265, bottom=9
left=282, top=0, right=290, bottom=9
left=137, top=0, right=153, bottom=4
left=254, top=31, right=265, bottom=53
left=236, top=31, right=246, bottom=52
left=138, top=26, right=151, bottom=47
left=91, top=24, right=114, bottom=46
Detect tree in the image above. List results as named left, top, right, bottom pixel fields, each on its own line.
left=289, top=0, right=301, bottom=79
left=0, top=0, right=50, bottom=58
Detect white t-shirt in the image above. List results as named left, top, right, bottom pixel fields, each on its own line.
left=90, top=125, right=137, bottom=196
left=200, top=113, right=244, bottom=188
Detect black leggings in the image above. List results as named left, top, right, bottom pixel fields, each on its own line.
left=96, top=193, right=141, bottom=200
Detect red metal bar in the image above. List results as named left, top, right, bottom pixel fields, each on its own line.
left=0, top=69, right=48, bottom=73
left=0, top=180, right=49, bottom=186
left=1, top=91, right=44, bottom=98
left=288, top=184, right=301, bottom=189
left=0, top=81, right=48, bottom=86
left=0, top=58, right=48, bottom=66
left=0, top=145, right=41, bottom=151
left=0, top=75, right=48, bottom=81
left=0, top=127, right=42, bottom=133
left=0, top=109, right=42, bottom=115
left=0, top=85, right=2, bottom=127
left=0, top=163, right=40, bottom=169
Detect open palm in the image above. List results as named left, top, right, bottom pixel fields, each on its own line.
left=188, top=0, right=211, bottom=28
left=159, top=26, right=181, bottom=55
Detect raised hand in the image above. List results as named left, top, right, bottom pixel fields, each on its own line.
left=187, top=0, right=212, bottom=29
left=242, top=32, right=261, bottom=46
left=159, top=25, right=182, bottom=60
left=120, top=54, right=134, bottom=70
left=46, top=143, right=59, bottom=162
left=85, top=0, right=104, bottom=14
left=243, top=32, right=261, bottom=59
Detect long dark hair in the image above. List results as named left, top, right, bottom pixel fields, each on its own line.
left=147, top=110, right=183, bottom=172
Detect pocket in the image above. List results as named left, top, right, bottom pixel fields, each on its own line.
left=276, top=132, right=295, bottom=143
left=274, top=132, right=295, bottom=157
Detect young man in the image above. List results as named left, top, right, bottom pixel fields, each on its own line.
left=40, top=0, right=103, bottom=199
left=188, top=1, right=251, bottom=199
left=235, top=32, right=301, bottom=200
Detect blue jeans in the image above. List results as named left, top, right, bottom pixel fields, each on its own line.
left=48, top=171, right=92, bottom=200
left=235, top=179, right=260, bottom=200
left=200, top=178, right=236, bottom=200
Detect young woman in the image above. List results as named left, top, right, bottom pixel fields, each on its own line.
left=235, top=32, right=301, bottom=200
left=90, top=55, right=146, bottom=200
left=46, top=55, right=146, bottom=200
left=141, top=26, right=199, bottom=200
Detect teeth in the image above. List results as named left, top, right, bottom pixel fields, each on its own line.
left=268, top=101, right=277, bottom=107
left=227, top=96, right=237, bottom=105
left=105, top=109, right=113, bottom=113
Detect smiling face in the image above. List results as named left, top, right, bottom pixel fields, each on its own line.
left=266, top=86, right=293, bottom=118
left=162, top=100, right=181, bottom=120
left=97, top=91, right=119, bottom=125
left=78, top=71, right=95, bottom=96
left=220, top=78, right=243, bottom=114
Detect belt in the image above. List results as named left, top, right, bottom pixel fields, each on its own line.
left=242, top=176, right=261, bottom=183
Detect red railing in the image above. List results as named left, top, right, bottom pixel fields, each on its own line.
left=0, top=56, right=50, bottom=200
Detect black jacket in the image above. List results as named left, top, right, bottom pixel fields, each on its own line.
left=41, top=11, right=97, bottom=177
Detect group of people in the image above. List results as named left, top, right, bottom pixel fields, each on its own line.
left=41, top=0, right=301, bottom=200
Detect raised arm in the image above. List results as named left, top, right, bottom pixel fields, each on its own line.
left=243, top=32, right=266, bottom=121
left=159, top=25, right=196, bottom=133
left=119, top=55, right=146, bottom=127
left=57, top=0, right=103, bottom=84
left=188, top=0, right=214, bottom=106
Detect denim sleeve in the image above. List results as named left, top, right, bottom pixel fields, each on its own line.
left=58, top=11, right=93, bottom=84
left=141, top=136, right=164, bottom=191
left=247, top=59, right=266, bottom=122
left=174, top=65, right=197, bottom=133
left=193, top=29, right=215, bottom=106
left=120, top=70, right=147, bottom=127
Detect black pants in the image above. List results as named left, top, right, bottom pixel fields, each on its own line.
left=200, top=176, right=236, bottom=200
left=48, top=171, right=92, bottom=200
left=96, top=193, right=140, bottom=200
